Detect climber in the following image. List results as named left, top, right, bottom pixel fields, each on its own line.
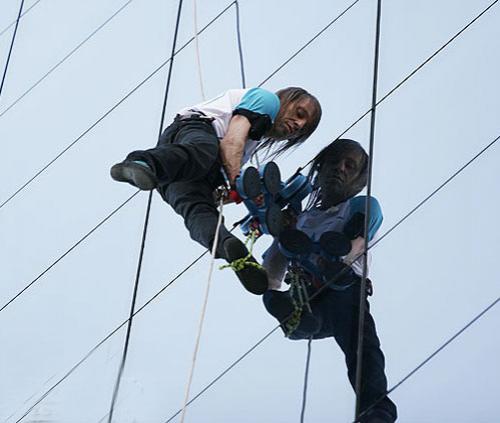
left=110, top=87, right=321, bottom=295
left=262, top=139, right=397, bottom=422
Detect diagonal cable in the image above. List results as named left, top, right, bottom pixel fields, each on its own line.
left=0, top=0, right=25, bottom=100
left=298, top=0, right=500, bottom=171
left=258, top=0, right=362, bottom=87
left=0, top=0, right=41, bottom=39
left=106, top=1, right=184, bottom=421
left=0, top=0, right=133, bottom=118
left=0, top=0, right=237, bottom=211
left=0, top=191, right=140, bottom=313
left=13, top=248, right=208, bottom=423
left=353, top=295, right=500, bottom=422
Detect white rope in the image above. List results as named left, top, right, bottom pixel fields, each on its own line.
left=179, top=196, right=224, bottom=423
left=193, top=0, right=206, bottom=100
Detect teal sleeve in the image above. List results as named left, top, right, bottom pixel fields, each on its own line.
left=349, top=196, right=383, bottom=241
left=235, top=88, right=280, bottom=122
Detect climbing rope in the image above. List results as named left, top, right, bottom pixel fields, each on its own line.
left=355, top=0, right=382, bottom=419
left=106, top=1, right=184, bottom=421
left=234, top=0, right=246, bottom=88
left=179, top=197, right=225, bottom=423
left=300, top=337, right=313, bottom=423
left=192, top=0, right=206, bottom=101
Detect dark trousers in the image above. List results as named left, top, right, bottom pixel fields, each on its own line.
left=127, top=117, right=234, bottom=257
left=293, top=283, right=397, bottom=422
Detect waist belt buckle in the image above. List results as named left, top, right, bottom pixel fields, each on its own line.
left=177, top=112, right=214, bottom=122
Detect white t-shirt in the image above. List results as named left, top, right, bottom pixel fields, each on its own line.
left=263, top=196, right=383, bottom=289
left=178, top=88, right=280, bottom=164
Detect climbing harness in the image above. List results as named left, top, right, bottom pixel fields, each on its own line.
left=279, top=228, right=358, bottom=291
left=284, top=267, right=313, bottom=336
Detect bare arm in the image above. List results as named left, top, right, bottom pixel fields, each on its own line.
left=219, top=115, right=251, bottom=184
left=343, top=236, right=365, bottom=266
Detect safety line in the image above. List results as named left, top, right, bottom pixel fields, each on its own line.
left=164, top=327, right=281, bottom=423
left=234, top=0, right=246, bottom=88
left=0, top=0, right=41, bottom=38
left=178, top=0, right=247, bottom=418
left=192, top=0, right=206, bottom=101
left=0, top=0, right=133, bottom=119
left=353, top=296, right=500, bottom=422
left=298, top=0, right=500, bottom=171
left=0, top=0, right=25, bottom=100
left=106, top=1, right=184, bottom=421
left=355, top=0, right=382, bottom=419
left=180, top=198, right=224, bottom=423
left=0, top=0, right=237, bottom=211
left=0, top=191, right=140, bottom=313
left=161, top=132, right=500, bottom=421
left=16, top=132, right=499, bottom=421
left=300, top=337, right=313, bottom=423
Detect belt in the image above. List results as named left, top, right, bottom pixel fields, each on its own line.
left=175, top=111, right=214, bottom=122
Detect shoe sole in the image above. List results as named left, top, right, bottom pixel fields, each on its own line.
left=261, top=161, right=281, bottom=195
left=224, top=238, right=268, bottom=295
left=110, top=162, right=157, bottom=190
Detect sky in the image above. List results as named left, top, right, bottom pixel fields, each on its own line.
left=0, top=0, right=499, bottom=422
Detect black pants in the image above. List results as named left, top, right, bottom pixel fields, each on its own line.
left=127, top=116, right=235, bottom=257
left=293, top=283, right=397, bottom=422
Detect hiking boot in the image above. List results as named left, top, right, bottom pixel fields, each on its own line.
left=222, top=237, right=268, bottom=295
left=263, top=290, right=320, bottom=337
left=110, top=160, right=158, bottom=190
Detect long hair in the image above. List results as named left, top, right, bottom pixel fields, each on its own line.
left=306, top=138, right=368, bottom=209
left=254, top=87, right=322, bottom=158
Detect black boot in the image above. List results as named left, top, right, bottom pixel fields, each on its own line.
left=222, top=237, right=268, bottom=295
left=110, top=160, right=158, bottom=190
